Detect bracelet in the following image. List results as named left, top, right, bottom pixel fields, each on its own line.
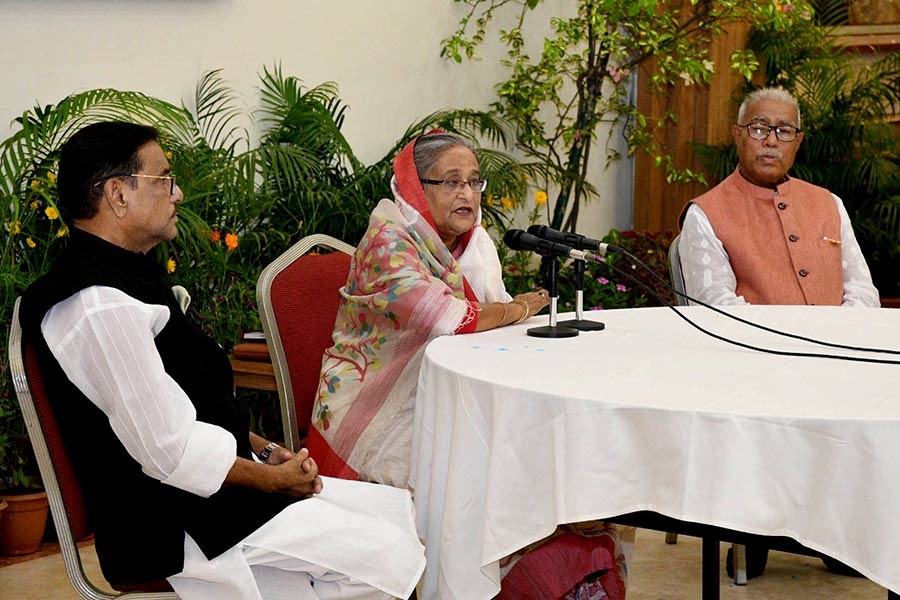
left=258, top=442, right=279, bottom=464
left=512, top=299, right=530, bottom=324
left=499, top=302, right=509, bottom=325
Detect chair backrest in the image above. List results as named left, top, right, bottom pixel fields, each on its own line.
left=8, top=297, right=177, bottom=599
left=668, top=234, right=689, bottom=307
left=257, top=234, right=355, bottom=451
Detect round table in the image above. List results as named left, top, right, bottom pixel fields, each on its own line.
left=411, top=305, right=900, bottom=599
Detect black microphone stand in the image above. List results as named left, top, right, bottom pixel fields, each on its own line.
left=558, top=259, right=605, bottom=331
left=527, top=256, right=579, bottom=338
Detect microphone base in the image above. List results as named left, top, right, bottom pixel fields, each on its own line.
left=557, top=319, right=605, bottom=331
left=527, top=325, right=579, bottom=338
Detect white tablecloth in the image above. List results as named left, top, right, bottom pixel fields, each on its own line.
left=410, top=305, right=900, bottom=600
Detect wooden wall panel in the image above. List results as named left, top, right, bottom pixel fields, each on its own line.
left=633, top=23, right=751, bottom=231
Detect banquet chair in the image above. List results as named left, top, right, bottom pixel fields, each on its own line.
left=8, top=297, right=179, bottom=600
left=257, top=233, right=355, bottom=452
left=665, top=235, right=749, bottom=585
left=668, top=233, right=689, bottom=307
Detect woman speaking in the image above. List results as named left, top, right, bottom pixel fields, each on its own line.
left=309, top=131, right=626, bottom=599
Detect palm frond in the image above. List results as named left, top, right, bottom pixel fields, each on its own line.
left=385, top=109, right=515, bottom=159
left=0, top=89, right=192, bottom=200
left=191, top=69, right=247, bottom=151
left=257, top=65, right=363, bottom=175
left=810, top=0, right=849, bottom=25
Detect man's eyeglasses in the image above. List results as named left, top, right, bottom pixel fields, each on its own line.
left=739, top=123, right=802, bottom=143
left=420, top=178, right=488, bottom=193
left=94, top=173, right=178, bottom=195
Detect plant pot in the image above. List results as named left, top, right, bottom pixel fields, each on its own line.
left=0, top=491, right=49, bottom=555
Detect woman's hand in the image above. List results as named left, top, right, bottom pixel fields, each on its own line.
left=511, top=290, right=550, bottom=322
left=472, top=289, right=551, bottom=332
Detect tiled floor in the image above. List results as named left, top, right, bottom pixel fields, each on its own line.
left=0, top=528, right=889, bottom=599
left=629, top=529, right=887, bottom=600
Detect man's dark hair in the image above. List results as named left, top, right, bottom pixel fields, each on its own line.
left=57, top=121, right=160, bottom=220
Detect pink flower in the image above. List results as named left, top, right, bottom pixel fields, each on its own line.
left=616, top=284, right=627, bottom=292
left=607, top=65, right=630, bottom=84
left=597, top=277, right=610, bottom=285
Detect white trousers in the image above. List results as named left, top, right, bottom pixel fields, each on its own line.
left=167, top=477, right=424, bottom=600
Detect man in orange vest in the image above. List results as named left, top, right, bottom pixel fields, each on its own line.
left=679, top=87, right=879, bottom=308
left=677, top=87, right=879, bottom=579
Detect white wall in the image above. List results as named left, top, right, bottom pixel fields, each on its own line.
left=0, top=0, right=633, bottom=235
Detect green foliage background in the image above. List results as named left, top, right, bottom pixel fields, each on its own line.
left=0, top=64, right=530, bottom=487
left=442, top=0, right=813, bottom=232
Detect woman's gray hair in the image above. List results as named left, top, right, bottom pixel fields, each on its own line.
left=413, top=133, right=478, bottom=178
left=737, top=87, right=801, bottom=129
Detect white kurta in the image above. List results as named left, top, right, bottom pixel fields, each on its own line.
left=680, top=196, right=880, bottom=307
left=41, top=286, right=425, bottom=600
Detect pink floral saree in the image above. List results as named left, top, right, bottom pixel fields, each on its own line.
left=308, top=135, right=509, bottom=486
left=308, top=134, right=628, bottom=599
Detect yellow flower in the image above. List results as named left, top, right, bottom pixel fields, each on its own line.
left=47, top=171, right=57, bottom=184
left=485, top=194, right=495, bottom=207
left=7, top=220, right=21, bottom=235
left=30, top=180, right=41, bottom=191
left=56, top=225, right=69, bottom=238
left=500, top=197, right=515, bottom=210
left=165, top=151, right=173, bottom=160
left=26, top=237, right=36, bottom=248
left=166, top=258, right=176, bottom=273
left=29, top=201, right=39, bottom=210
left=45, top=206, right=59, bottom=220
left=225, top=232, right=239, bottom=251
left=534, top=190, right=548, bottom=205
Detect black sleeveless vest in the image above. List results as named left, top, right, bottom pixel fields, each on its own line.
left=20, top=229, right=296, bottom=586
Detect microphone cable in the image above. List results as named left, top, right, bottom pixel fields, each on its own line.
left=611, top=248, right=900, bottom=357
left=585, top=252, right=900, bottom=366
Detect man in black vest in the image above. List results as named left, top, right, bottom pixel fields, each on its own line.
left=21, top=122, right=424, bottom=600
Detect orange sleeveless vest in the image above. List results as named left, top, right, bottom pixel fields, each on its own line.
left=681, top=170, right=843, bottom=305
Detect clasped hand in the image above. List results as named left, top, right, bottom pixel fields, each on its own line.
left=268, top=447, right=323, bottom=497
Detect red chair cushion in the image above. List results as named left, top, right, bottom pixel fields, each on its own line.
left=270, top=251, right=352, bottom=439
left=23, top=342, right=93, bottom=541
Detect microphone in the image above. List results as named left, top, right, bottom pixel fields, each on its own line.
left=503, top=229, right=587, bottom=261
left=527, top=224, right=621, bottom=256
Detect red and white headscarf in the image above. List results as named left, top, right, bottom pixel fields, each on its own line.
left=308, top=133, right=509, bottom=485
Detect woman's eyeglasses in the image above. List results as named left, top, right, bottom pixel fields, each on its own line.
left=420, top=178, right=488, bottom=193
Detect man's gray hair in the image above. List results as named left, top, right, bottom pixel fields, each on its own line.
left=413, top=132, right=478, bottom=178
left=737, top=87, right=801, bottom=129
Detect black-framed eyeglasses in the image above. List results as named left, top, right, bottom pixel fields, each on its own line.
left=739, top=123, right=802, bottom=142
left=94, top=173, right=178, bottom=195
left=420, top=178, right=488, bottom=193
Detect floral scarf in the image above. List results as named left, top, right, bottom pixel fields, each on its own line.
left=308, top=134, right=510, bottom=486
